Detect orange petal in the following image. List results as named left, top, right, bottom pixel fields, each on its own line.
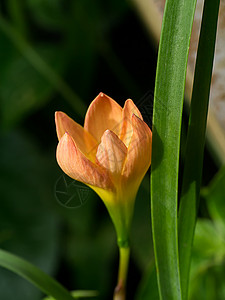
left=122, top=115, right=152, bottom=188
left=55, top=111, right=98, bottom=161
left=84, top=93, right=123, bottom=143
left=96, top=130, right=127, bottom=178
left=56, top=133, right=114, bottom=190
left=120, top=99, right=143, bottom=147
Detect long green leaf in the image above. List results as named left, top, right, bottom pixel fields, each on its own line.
left=151, top=0, right=196, bottom=298
left=44, top=290, right=98, bottom=299
left=178, top=0, right=220, bottom=299
left=0, top=249, right=75, bottom=300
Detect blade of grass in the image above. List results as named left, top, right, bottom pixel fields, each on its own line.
left=44, top=290, right=98, bottom=299
left=178, top=0, right=220, bottom=299
left=0, top=249, right=75, bottom=300
left=151, top=0, right=197, bottom=298
left=0, top=15, right=86, bottom=117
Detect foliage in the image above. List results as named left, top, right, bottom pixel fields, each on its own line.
left=151, top=0, right=197, bottom=298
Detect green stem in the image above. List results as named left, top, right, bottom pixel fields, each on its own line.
left=113, top=246, right=130, bottom=300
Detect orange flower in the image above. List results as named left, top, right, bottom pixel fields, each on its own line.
left=55, top=92, right=152, bottom=244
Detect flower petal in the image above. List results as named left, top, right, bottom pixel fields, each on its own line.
left=55, top=111, right=98, bottom=161
left=84, top=93, right=123, bottom=143
left=96, top=130, right=127, bottom=178
left=120, top=99, right=143, bottom=147
left=122, top=115, right=152, bottom=188
left=56, top=133, right=114, bottom=190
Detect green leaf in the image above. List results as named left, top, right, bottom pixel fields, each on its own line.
left=151, top=0, right=197, bottom=298
left=0, top=249, right=75, bottom=300
left=44, top=290, right=98, bottom=299
left=178, top=0, right=220, bottom=298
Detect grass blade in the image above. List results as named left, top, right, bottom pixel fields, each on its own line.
left=44, top=290, right=98, bottom=299
left=151, top=0, right=197, bottom=298
left=0, top=249, right=75, bottom=300
left=178, top=0, right=220, bottom=299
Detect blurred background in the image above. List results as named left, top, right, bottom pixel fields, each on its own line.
left=0, top=1, right=224, bottom=299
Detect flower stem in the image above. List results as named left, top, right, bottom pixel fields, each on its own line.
left=113, top=246, right=130, bottom=300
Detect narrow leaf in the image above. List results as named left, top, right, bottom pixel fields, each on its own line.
left=151, top=0, right=197, bottom=299
left=178, top=0, right=220, bottom=299
left=0, top=249, right=74, bottom=300
left=44, top=290, right=98, bottom=299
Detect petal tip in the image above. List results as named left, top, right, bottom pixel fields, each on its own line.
left=97, top=92, right=112, bottom=100
left=100, top=129, right=112, bottom=142
left=124, top=98, right=134, bottom=106
left=55, top=111, right=59, bottom=121
left=55, top=111, right=63, bottom=118
left=104, top=129, right=111, bottom=135
left=102, top=129, right=120, bottom=141
left=61, top=131, right=72, bottom=143
left=122, top=99, right=143, bottom=121
left=55, top=111, right=67, bottom=125
left=99, top=92, right=105, bottom=98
